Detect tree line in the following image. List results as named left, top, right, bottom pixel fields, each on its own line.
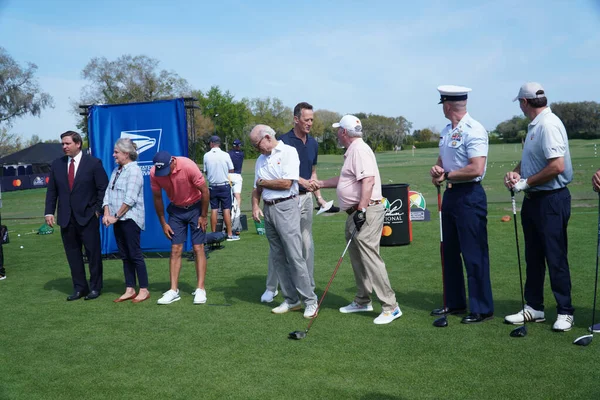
left=2, top=48, right=598, bottom=158
left=74, top=55, right=415, bottom=159
left=492, top=101, right=600, bottom=142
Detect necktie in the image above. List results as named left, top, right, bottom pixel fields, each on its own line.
left=68, top=159, right=75, bottom=190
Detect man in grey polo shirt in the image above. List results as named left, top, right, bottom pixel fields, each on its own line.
left=504, top=82, right=574, bottom=332
left=250, top=124, right=318, bottom=319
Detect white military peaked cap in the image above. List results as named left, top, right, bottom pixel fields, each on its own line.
left=437, top=85, right=472, bottom=104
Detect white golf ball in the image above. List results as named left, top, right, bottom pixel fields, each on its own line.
left=20, top=245, right=23, bottom=249
left=18, top=234, right=21, bottom=237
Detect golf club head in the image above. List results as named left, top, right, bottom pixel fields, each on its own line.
left=288, top=330, right=307, bottom=340
left=573, top=334, right=593, bottom=346
left=433, top=316, right=448, bottom=328
left=509, top=325, right=528, bottom=338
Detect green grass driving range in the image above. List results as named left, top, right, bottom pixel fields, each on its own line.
left=2, top=140, right=600, bottom=399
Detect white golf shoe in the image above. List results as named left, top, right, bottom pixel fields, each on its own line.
left=553, top=314, right=574, bottom=332
left=271, top=300, right=301, bottom=314
left=157, top=289, right=180, bottom=305
left=373, top=306, right=403, bottom=325
left=588, top=323, right=600, bottom=333
left=304, top=303, right=318, bottom=319
left=339, top=301, right=374, bottom=314
left=504, top=305, right=545, bottom=325
left=192, top=288, right=207, bottom=304
left=260, top=289, right=278, bottom=303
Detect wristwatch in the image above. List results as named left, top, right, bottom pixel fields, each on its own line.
left=114, top=213, right=120, bottom=219
left=444, top=172, right=450, bottom=181
left=361, top=207, right=367, bottom=213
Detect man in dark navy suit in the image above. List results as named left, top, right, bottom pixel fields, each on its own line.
left=45, top=131, right=109, bottom=301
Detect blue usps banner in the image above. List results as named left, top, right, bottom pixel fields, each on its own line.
left=88, top=99, right=189, bottom=254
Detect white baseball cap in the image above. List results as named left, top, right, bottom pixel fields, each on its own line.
left=437, top=85, right=472, bottom=104
left=332, top=115, right=362, bottom=133
left=513, top=82, right=546, bottom=102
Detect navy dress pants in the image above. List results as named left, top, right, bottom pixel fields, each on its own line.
left=521, top=187, right=573, bottom=315
left=441, top=183, right=494, bottom=314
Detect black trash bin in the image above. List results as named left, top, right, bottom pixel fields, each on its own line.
left=380, top=183, right=412, bottom=246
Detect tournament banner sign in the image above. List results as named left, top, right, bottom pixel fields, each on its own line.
left=408, top=191, right=431, bottom=222
left=88, top=99, right=188, bottom=254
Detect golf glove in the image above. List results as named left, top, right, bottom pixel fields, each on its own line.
left=513, top=178, right=529, bottom=193
left=353, top=209, right=366, bottom=231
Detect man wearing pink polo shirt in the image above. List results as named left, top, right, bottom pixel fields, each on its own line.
left=314, top=115, right=402, bottom=325
left=150, top=151, right=210, bottom=305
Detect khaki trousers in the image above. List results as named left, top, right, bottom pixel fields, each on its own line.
left=345, top=203, right=398, bottom=311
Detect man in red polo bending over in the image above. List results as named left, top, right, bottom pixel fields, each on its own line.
left=150, top=151, right=210, bottom=305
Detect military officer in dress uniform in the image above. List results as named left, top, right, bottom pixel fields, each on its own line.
left=429, top=85, right=494, bottom=324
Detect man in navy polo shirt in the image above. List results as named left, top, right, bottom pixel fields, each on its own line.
left=260, top=102, right=331, bottom=303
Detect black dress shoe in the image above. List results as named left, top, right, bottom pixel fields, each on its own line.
left=461, top=312, right=494, bottom=324
left=67, top=291, right=88, bottom=301
left=84, top=290, right=101, bottom=300
left=430, top=306, right=467, bottom=316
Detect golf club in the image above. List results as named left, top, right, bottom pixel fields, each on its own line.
left=289, top=228, right=357, bottom=340
left=509, top=189, right=527, bottom=338
left=432, top=184, right=448, bottom=328
left=573, top=192, right=600, bottom=346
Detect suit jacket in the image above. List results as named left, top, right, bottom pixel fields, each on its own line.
left=45, top=154, right=109, bottom=228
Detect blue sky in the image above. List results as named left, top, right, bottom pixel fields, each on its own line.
left=1, top=0, right=599, bottom=141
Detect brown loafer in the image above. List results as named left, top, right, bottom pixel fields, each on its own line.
left=113, top=293, right=137, bottom=303
left=132, top=294, right=150, bottom=304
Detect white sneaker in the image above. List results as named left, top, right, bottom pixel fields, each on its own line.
left=157, top=289, right=180, bottom=305
left=304, top=303, right=318, bottom=319
left=373, top=306, right=402, bottom=325
left=226, top=235, right=240, bottom=241
left=504, top=305, right=545, bottom=325
left=588, top=323, right=600, bottom=333
left=0, top=275, right=5, bottom=281
left=192, top=288, right=207, bottom=304
left=339, top=301, right=374, bottom=314
left=260, top=289, right=278, bottom=303
left=271, top=300, right=302, bottom=314
left=553, top=314, right=574, bottom=331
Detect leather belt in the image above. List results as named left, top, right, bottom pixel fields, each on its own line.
left=345, top=200, right=382, bottom=215
left=446, top=181, right=480, bottom=189
left=210, top=182, right=230, bottom=187
left=524, top=187, right=565, bottom=199
left=172, top=200, right=201, bottom=209
left=264, top=195, right=296, bottom=206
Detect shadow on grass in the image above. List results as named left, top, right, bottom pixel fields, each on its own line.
left=44, top=277, right=197, bottom=298
left=43, top=277, right=142, bottom=295
left=395, top=289, right=589, bottom=327
left=361, top=394, right=405, bottom=400
left=210, top=274, right=356, bottom=310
